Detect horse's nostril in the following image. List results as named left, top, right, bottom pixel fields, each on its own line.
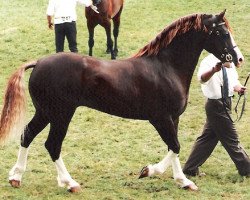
left=239, top=58, right=243, bottom=62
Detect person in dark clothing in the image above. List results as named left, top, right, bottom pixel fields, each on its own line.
left=183, top=53, right=250, bottom=177
left=46, top=0, right=98, bottom=53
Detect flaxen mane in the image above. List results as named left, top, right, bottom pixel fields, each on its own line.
left=133, top=14, right=205, bottom=58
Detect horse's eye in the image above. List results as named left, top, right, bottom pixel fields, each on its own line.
left=222, top=32, right=230, bottom=39
left=216, top=31, right=220, bottom=35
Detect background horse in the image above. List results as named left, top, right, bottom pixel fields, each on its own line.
left=85, top=0, right=123, bottom=59
left=0, top=11, right=243, bottom=192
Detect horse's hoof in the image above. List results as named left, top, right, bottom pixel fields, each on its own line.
left=9, top=179, right=21, bottom=188
left=68, top=185, right=81, bottom=193
left=139, top=166, right=149, bottom=179
left=183, top=183, right=198, bottom=191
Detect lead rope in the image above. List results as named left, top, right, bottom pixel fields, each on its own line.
left=221, top=72, right=249, bottom=123
left=234, top=73, right=250, bottom=121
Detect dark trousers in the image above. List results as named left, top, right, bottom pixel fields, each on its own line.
left=183, top=98, right=250, bottom=176
left=54, top=22, right=78, bottom=53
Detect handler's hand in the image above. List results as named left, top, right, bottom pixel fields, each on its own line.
left=234, top=85, right=247, bottom=95
left=213, top=62, right=223, bottom=72
left=48, top=22, right=53, bottom=30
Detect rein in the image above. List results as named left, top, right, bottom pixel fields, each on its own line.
left=221, top=72, right=249, bottom=123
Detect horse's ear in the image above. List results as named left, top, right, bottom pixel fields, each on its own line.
left=217, top=9, right=226, bottom=21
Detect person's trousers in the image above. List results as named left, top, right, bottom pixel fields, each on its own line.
left=183, top=98, right=250, bottom=176
left=54, top=22, right=78, bottom=53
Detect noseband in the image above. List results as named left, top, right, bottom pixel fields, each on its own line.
left=220, top=45, right=237, bottom=62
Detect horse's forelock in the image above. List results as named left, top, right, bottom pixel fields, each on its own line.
left=133, top=14, right=204, bottom=58
left=223, top=17, right=233, bottom=33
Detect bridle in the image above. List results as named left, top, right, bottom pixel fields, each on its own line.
left=208, top=22, right=236, bottom=63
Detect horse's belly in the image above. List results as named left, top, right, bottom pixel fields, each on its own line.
left=82, top=97, right=148, bottom=120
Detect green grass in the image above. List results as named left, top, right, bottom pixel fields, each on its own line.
left=0, top=0, right=250, bottom=199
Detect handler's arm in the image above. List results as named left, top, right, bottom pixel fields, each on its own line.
left=47, top=15, right=53, bottom=29
left=46, top=0, right=54, bottom=29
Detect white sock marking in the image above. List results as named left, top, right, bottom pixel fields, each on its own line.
left=55, top=157, right=80, bottom=189
left=9, top=146, right=29, bottom=182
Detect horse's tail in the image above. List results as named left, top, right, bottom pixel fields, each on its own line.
left=0, top=60, right=37, bottom=145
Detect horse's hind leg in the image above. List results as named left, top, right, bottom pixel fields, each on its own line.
left=101, top=20, right=115, bottom=59
left=9, top=110, right=49, bottom=187
left=112, top=6, right=123, bottom=57
left=44, top=107, right=80, bottom=192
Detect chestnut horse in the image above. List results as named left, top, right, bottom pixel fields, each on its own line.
left=0, top=11, right=243, bottom=192
left=85, top=0, right=123, bottom=59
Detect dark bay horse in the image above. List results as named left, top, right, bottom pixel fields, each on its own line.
left=85, top=0, right=123, bottom=59
left=0, top=11, right=243, bottom=192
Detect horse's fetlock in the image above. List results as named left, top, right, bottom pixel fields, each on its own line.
left=10, top=165, right=25, bottom=176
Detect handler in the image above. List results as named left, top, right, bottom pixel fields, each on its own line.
left=183, top=53, right=250, bottom=177
left=46, top=0, right=99, bottom=53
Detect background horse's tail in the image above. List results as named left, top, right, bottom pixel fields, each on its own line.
left=0, top=61, right=37, bottom=145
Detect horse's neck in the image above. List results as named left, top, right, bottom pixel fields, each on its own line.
left=158, top=30, right=206, bottom=91
left=163, top=30, right=205, bottom=69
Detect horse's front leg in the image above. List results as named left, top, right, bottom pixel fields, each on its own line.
left=139, top=150, right=174, bottom=177
left=87, top=21, right=96, bottom=57
left=9, top=146, right=29, bottom=187
left=140, top=118, right=198, bottom=191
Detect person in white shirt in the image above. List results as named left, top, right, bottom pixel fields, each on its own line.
left=46, top=0, right=98, bottom=53
left=183, top=54, right=250, bottom=177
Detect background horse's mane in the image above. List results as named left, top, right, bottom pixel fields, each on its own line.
left=133, top=14, right=206, bottom=58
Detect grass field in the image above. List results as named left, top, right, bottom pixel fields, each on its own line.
left=0, top=0, right=250, bottom=199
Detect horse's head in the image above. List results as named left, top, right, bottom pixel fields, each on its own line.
left=203, top=10, right=244, bottom=67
